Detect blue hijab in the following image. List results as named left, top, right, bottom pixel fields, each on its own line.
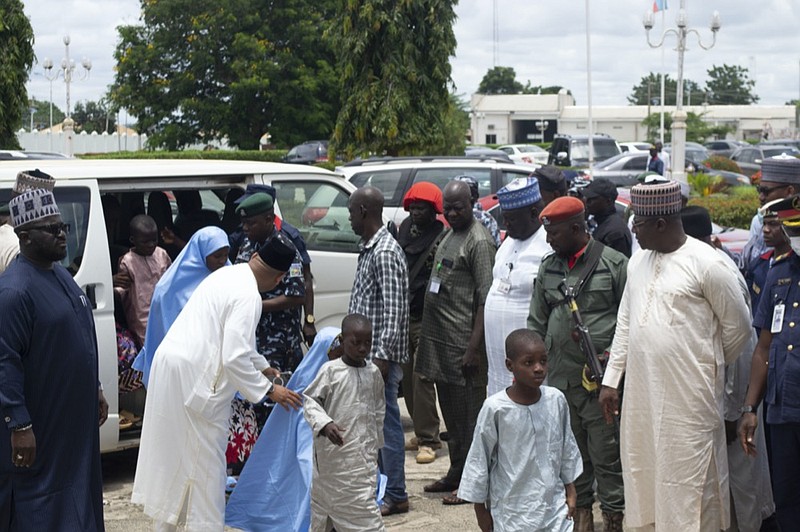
left=132, top=226, right=231, bottom=388
left=225, top=327, right=340, bottom=532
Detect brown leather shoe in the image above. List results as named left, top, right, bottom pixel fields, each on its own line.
left=574, top=506, right=595, bottom=532
left=380, top=498, right=409, bottom=516
left=602, top=511, right=623, bottom=532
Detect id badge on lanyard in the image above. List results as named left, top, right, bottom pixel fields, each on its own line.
left=771, top=301, right=785, bottom=334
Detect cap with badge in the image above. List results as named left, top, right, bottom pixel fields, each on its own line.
left=13, top=169, right=56, bottom=195
left=539, top=196, right=585, bottom=225
left=629, top=180, right=683, bottom=217
left=257, top=234, right=296, bottom=272
left=9, top=188, right=61, bottom=228
left=496, top=177, right=541, bottom=210
left=235, top=192, right=274, bottom=218
left=581, top=178, right=618, bottom=201
left=760, top=155, right=800, bottom=185
left=768, top=194, right=800, bottom=227
left=532, top=165, right=566, bottom=191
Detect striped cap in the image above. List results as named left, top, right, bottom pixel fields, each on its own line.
left=630, top=180, right=683, bottom=217
left=9, top=188, right=61, bottom=228
left=13, top=169, right=55, bottom=195
left=761, top=155, right=800, bottom=185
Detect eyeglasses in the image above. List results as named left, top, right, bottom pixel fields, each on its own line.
left=756, top=184, right=789, bottom=195
left=631, top=217, right=654, bottom=229
left=26, top=223, right=70, bottom=236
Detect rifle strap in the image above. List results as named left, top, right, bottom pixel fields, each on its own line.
left=571, top=240, right=605, bottom=299
left=408, top=229, right=447, bottom=284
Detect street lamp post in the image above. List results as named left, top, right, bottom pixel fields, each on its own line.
left=644, top=1, right=719, bottom=184
left=535, top=120, right=550, bottom=143
left=42, top=35, right=91, bottom=156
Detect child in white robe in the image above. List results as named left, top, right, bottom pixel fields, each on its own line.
left=458, top=329, right=583, bottom=532
left=304, top=314, right=386, bottom=532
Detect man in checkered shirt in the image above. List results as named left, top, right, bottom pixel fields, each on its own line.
left=347, top=186, right=410, bottom=516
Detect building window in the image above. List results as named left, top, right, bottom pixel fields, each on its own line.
left=485, top=134, right=497, bottom=144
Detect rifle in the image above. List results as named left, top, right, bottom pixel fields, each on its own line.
left=558, top=280, right=605, bottom=393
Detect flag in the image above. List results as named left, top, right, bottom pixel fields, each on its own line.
left=653, top=0, right=668, bottom=12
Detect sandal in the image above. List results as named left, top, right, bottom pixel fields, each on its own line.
left=442, top=490, right=469, bottom=505
left=424, top=478, right=459, bottom=493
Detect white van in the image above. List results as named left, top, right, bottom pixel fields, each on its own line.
left=0, top=159, right=361, bottom=453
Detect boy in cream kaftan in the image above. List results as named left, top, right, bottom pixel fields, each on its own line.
left=304, top=315, right=386, bottom=532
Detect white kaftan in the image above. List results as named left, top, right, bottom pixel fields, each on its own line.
left=458, top=387, right=582, bottom=532
left=304, top=358, right=386, bottom=532
left=602, top=237, right=753, bottom=530
left=132, top=264, right=272, bottom=530
left=716, top=249, right=775, bottom=531
left=485, top=227, right=550, bottom=395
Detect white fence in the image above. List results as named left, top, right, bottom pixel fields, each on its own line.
left=16, top=130, right=148, bottom=155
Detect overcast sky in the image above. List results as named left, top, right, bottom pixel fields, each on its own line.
left=24, top=0, right=800, bottom=118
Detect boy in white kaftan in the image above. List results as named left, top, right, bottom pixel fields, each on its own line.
left=304, top=315, right=386, bottom=532
left=459, top=329, right=582, bottom=532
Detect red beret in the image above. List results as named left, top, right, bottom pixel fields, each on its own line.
left=403, top=182, right=443, bottom=214
left=539, top=196, right=585, bottom=225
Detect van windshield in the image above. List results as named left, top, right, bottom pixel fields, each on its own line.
left=571, top=140, right=620, bottom=162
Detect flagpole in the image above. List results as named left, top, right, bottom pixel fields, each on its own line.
left=659, top=8, right=666, bottom=145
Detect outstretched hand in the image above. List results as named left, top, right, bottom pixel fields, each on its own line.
left=322, top=422, right=346, bottom=446
left=268, top=385, right=303, bottom=411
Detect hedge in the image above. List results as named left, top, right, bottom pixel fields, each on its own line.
left=703, top=155, right=743, bottom=174
left=78, top=150, right=338, bottom=172
left=688, top=186, right=759, bottom=229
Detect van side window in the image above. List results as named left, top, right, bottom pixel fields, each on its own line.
left=0, top=187, right=92, bottom=277
left=413, top=168, right=492, bottom=198
left=272, top=181, right=360, bottom=254
left=349, top=170, right=406, bottom=207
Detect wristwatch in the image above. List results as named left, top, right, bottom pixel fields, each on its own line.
left=305, top=314, right=315, bottom=325
left=740, top=405, right=757, bottom=415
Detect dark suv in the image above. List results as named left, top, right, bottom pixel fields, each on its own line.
left=548, top=134, right=621, bottom=168
left=283, top=140, right=329, bottom=164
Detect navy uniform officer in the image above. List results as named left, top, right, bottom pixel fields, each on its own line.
left=740, top=172, right=800, bottom=532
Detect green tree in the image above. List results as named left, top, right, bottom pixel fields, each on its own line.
left=478, top=66, right=524, bottom=95
left=330, top=0, right=457, bottom=158
left=641, top=111, right=733, bottom=143
left=112, top=0, right=338, bottom=150
left=0, top=0, right=35, bottom=148
left=628, top=73, right=704, bottom=106
left=705, top=64, right=758, bottom=105
left=425, top=93, right=469, bottom=155
left=72, top=99, right=117, bottom=133
left=25, top=97, right=65, bottom=131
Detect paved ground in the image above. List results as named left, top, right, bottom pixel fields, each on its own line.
left=101, top=404, right=607, bottom=530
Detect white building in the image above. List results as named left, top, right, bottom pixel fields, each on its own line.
left=469, top=91, right=797, bottom=144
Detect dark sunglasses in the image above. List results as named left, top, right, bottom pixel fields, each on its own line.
left=756, top=184, right=789, bottom=195
left=26, top=223, right=70, bottom=236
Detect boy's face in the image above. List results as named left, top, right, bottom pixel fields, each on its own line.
left=341, top=326, right=372, bottom=364
left=505, top=342, right=547, bottom=388
left=131, top=226, right=158, bottom=256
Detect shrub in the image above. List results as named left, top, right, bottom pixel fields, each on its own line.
left=703, top=155, right=743, bottom=174
left=687, top=172, right=726, bottom=197
left=688, top=188, right=759, bottom=229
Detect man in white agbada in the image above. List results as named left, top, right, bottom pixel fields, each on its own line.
left=485, top=177, right=550, bottom=395
left=132, top=235, right=303, bottom=531
left=304, top=314, right=386, bottom=532
left=681, top=206, right=776, bottom=532
left=599, top=181, right=753, bottom=531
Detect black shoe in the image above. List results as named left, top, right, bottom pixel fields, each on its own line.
left=439, top=431, right=449, bottom=441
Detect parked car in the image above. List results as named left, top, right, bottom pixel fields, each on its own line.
left=760, top=138, right=800, bottom=150
left=283, top=140, right=329, bottom=164
left=0, top=158, right=363, bottom=453
left=464, top=146, right=514, bottom=163
left=730, top=145, right=800, bottom=177
left=548, top=134, right=622, bottom=168
left=338, top=156, right=538, bottom=225
left=0, top=149, right=71, bottom=160
left=578, top=152, right=649, bottom=187
left=619, top=142, right=653, bottom=153
left=704, top=140, right=746, bottom=158
left=497, top=144, right=549, bottom=165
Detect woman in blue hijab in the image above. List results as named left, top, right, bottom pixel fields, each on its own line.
left=133, top=226, right=231, bottom=388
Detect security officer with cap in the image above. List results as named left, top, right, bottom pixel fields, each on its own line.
left=528, top=196, right=628, bottom=531
left=740, top=164, right=800, bottom=531
left=582, top=178, right=631, bottom=257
